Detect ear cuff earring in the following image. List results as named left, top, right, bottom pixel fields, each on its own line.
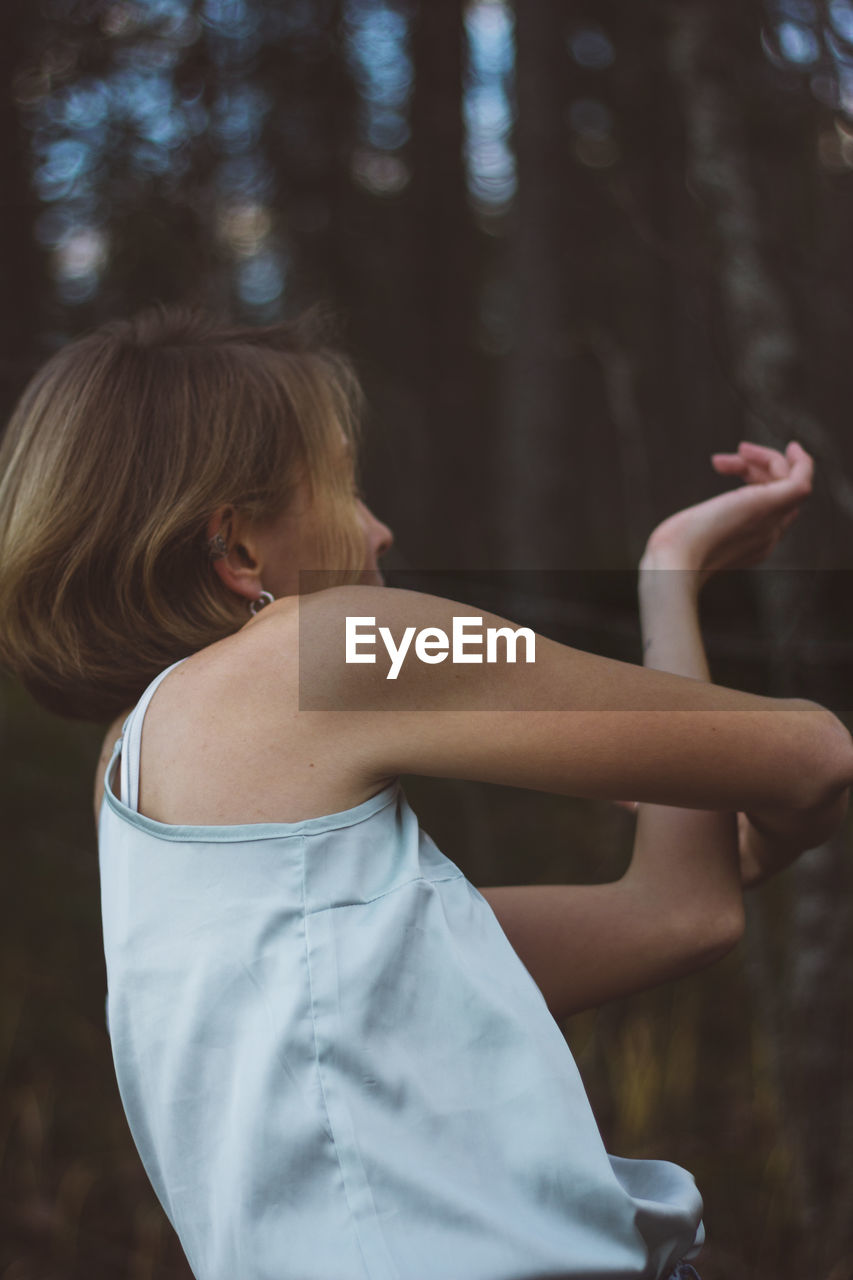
left=208, top=532, right=229, bottom=560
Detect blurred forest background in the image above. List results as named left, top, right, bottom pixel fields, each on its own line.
left=3, top=0, right=853, bottom=1276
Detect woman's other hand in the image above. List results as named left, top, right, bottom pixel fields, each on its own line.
left=640, top=440, right=813, bottom=589
left=634, top=439, right=836, bottom=892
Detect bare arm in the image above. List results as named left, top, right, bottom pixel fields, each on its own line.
left=483, top=442, right=852, bottom=1016
left=325, top=441, right=850, bottom=826
left=640, top=440, right=851, bottom=883
left=292, top=583, right=853, bottom=820
left=481, top=557, right=745, bottom=1020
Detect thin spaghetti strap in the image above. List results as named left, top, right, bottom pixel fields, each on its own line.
left=120, top=657, right=190, bottom=811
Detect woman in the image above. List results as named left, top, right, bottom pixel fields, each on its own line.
left=0, top=306, right=849, bottom=1280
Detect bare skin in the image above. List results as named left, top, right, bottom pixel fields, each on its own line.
left=94, top=441, right=853, bottom=1022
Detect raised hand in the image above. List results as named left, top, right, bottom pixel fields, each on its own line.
left=641, top=440, right=813, bottom=589
left=626, top=441, right=819, bottom=889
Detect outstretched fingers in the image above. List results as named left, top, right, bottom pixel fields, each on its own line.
left=736, top=440, right=790, bottom=480
left=712, top=440, right=813, bottom=502
left=711, top=452, right=748, bottom=475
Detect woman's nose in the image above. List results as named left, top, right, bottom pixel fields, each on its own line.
left=361, top=502, right=394, bottom=558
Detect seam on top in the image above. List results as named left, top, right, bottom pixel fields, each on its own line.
left=299, top=841, right=378, bottom=1280
left=305, top=870, right=465, bottom=916
left=102, top=769, right=402, bottom=843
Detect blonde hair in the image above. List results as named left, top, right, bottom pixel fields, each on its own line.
left=0, top=306, right=367, bottom=721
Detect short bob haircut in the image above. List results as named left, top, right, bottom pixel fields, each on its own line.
left=0, top=306, right=367, bottom=721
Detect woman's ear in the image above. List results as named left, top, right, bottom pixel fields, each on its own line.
left=206, top=507, right=264, bottom=602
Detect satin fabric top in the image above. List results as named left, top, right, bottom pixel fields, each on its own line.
left=98, top=659, right=704, bottom=1280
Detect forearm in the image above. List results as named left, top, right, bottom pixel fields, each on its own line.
left=638, top=549, right=851, bottom=875
left=625, top=552, right=742, bottom=943
left=637, top=555, right=708, bottom=681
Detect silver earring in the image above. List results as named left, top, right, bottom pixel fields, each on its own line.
left=208, top=532, right=229, bottom=560
left=249, top=589, right=275, bottom=616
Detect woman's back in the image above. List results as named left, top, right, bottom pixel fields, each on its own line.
left=98, top=650, right=704, bottom=1280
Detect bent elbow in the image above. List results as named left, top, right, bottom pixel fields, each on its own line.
left=677, top=897, right=745, bottom=971
left=786, top=700, right=853, bottom=812
left=710, top=898, right=746, bottom=960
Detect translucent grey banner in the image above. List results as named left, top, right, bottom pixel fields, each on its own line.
left=296, top=568, right=853, bottom=712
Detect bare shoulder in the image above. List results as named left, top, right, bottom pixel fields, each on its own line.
left=89, top=603, right=302, bottom=827
left=121, top=594, right=399, bottom=827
